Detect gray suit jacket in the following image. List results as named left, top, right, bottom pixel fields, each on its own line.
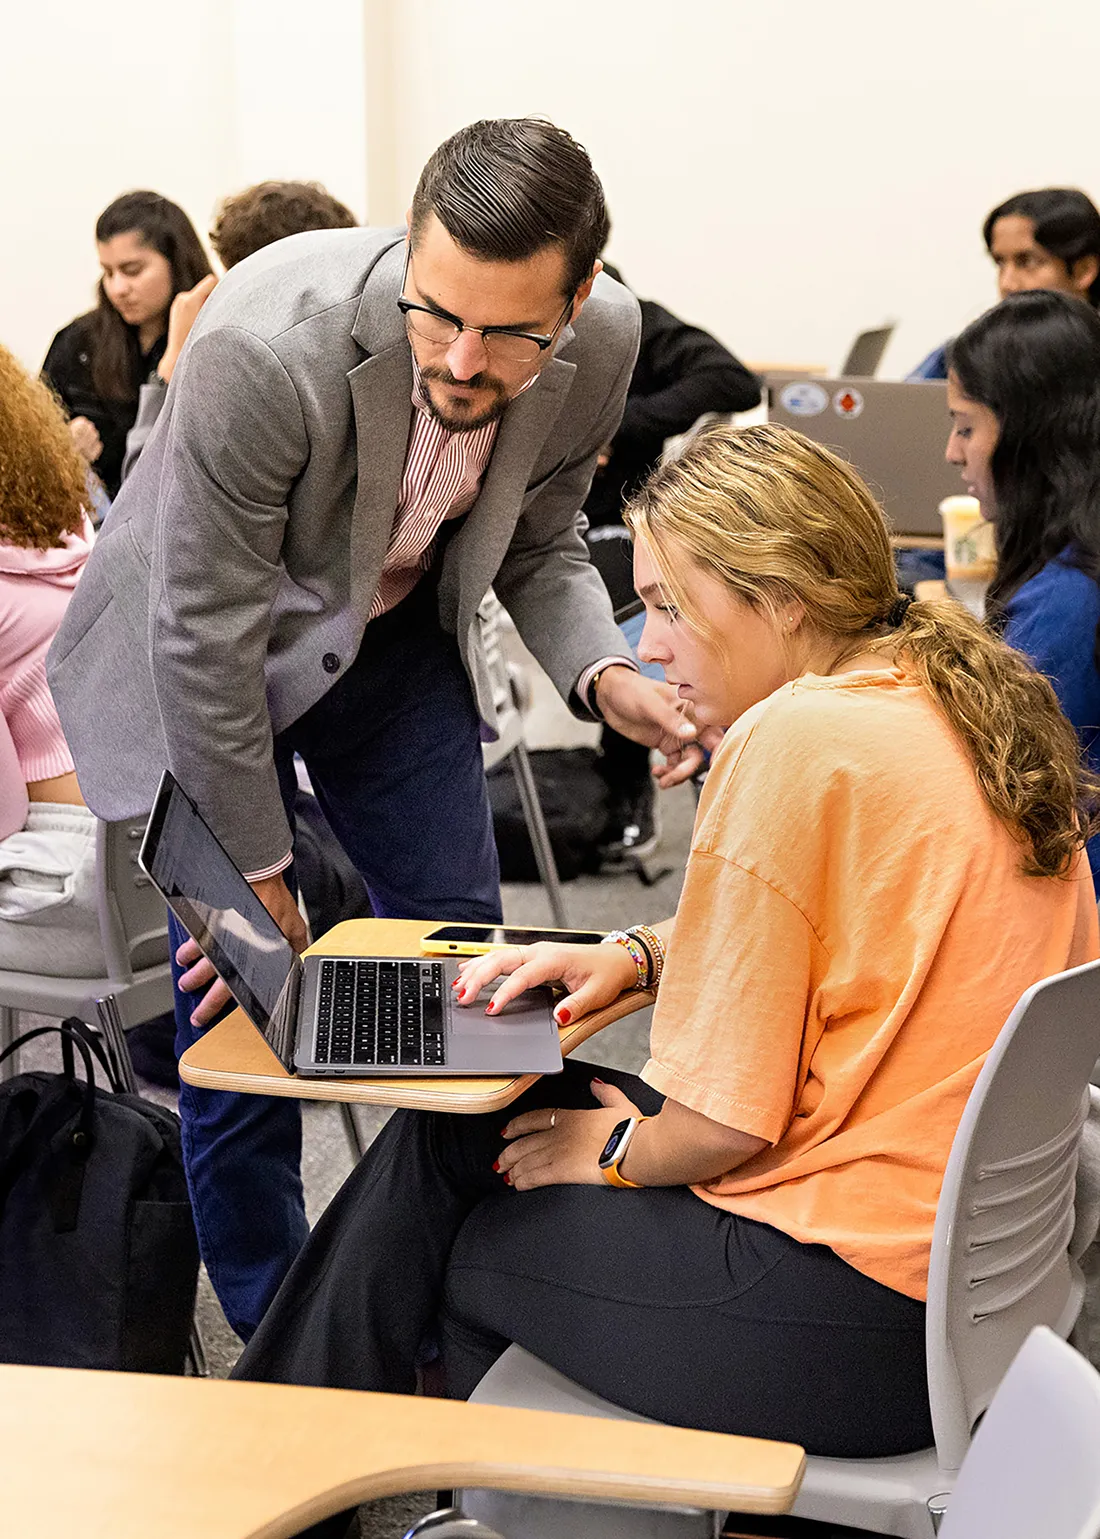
left=47, top=228, right=641, bottom=874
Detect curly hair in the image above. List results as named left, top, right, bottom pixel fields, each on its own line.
left=210, top=180, right=357, bottom=269
left=627, top=423, right=1100, bottom=880
left=0, top=344, right=88, bottom=550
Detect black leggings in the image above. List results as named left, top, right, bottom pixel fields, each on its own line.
left=235, top=1061, right=932, bottom=1460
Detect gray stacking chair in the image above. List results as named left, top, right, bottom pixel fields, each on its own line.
left=0, top=813, right=171, bottom=1092
left=460, top=958, right=1100, bottom=1539
left=0, top=812, right=207, bottom=1374
left=477, top=594, right=569, bottom=927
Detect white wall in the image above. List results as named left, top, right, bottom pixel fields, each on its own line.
left=2, top=0, right=367, bottom=371
left=382, top=0, right=1100, bottom=378
left=6, top=1, right=1100, bottom=379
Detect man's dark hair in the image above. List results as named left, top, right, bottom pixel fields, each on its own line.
left=410, top=118, right=609, bottom=298
left=210, top=180, right=358, bottom=269
left=982, top=187, right=1100, bottom=306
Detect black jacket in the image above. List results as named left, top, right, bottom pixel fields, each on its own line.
left=583, top=297, right=760, bottom=527
left=41, top=314, right=165, bottom=499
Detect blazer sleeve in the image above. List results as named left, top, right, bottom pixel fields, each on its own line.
left=120, top=378, right=168, bottom=484
left=148, top=325, right=309, bottom=874
left=491, top=303, right=642, bottom=711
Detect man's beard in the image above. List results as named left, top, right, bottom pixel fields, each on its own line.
left=420, top=366, right=513, bottom=432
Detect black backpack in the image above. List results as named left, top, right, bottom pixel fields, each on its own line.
left=0, top=1018, right=199, bottom=1373
left=487, top=748, right=611, bottom=882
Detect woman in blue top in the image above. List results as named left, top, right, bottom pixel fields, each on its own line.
left=946, top=288, right=1100, bottom=889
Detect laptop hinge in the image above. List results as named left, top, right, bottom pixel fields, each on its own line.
left=268, top=959, right=303, bottom=1072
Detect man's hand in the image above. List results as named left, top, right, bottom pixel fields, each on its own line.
left=594, top=665, right=705, bottom=786
left=68, top=416, right=102, bottom=465
left=176, top=871, right=307, bottom=1029
left=158, top=274, right=218, bottom=385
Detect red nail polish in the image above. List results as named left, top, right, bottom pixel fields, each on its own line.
left=591, top=1077, right=605, bottom=1086
left=500, top=1127, right=509, bottom=1138
left=485, top=1001, right=497, bottom=1015
left=556, top=1007, right=571, bottom=1025
left=492, top=1160, right=500, bottom=1173
left=503, top=1172, right=512, bottom=1185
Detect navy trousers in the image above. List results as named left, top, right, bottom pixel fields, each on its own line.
left=172, top=581, right=503, bottom=1340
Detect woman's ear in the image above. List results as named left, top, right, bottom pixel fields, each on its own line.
left=1070, top=253, right=1099, bottom=297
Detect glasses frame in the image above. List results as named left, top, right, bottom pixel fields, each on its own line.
left=397, top=248, right=575, bottom=365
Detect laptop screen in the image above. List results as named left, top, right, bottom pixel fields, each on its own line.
left=139, top=771, right=297, bottom=1034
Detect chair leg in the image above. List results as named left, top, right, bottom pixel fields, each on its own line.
left=187, top=1320, right=209, bottom=1377
left=339, top=1101, right=367, bottom=1162
left=0, top=1006, right=18, bottom=1081
left=94, top=994, right=138, bottom=1094
left=508, top=741, right=570, bottom=927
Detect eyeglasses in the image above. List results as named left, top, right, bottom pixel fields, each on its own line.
left=397, top=249, right=574, bottom=367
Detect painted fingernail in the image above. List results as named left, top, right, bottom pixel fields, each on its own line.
left=556, top=1007, right=571, bottom=1025
left=492, top=1160, right=500, bottom=1173
left=500, top=1127, right=509, bottom=1138
left=503, top=1172, right=512, bottom=1185
left=485, top=1001, right=498, bottom=1015
left=591, top=1077, right=605, bottom=1086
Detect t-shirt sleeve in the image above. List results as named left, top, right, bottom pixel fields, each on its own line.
left=642, top=849, right=819, bottom=1143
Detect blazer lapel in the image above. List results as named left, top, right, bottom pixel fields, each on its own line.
left=346, top=240, right=413, bottom=617
left=437, top=353, right=576, bottom=637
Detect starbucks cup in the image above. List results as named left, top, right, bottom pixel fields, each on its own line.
left=938, top=495, right=996, bottom=581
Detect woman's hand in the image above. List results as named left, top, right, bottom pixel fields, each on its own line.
left=453, top=939, right=637, bottom=1025
left=158, top=274, right=219, bottom=385
left=498, top=1079, right=640, bottom=1189
left=68, top=416, right=102, bottom=465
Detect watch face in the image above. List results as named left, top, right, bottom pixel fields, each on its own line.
left=599, top=1117, right=633, bottom=1167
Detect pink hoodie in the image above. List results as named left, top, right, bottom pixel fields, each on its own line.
left=0, top=514, right=95, bottom=840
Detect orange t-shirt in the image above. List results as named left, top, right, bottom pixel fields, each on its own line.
left=642, top=668, right=1098, bottom=1301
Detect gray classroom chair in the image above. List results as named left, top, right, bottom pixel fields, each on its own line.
left=0, top=812, right=208, bottom=1375
left=0, top=814, right=170, bottom=1093
left=478, top=594, right=569, bottom=928
left=461, top=958, right=1100, bottom=1539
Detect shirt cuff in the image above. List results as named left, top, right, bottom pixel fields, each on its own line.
left=576, top=656, right=639, bottom=718
left=243, top=849, right=294, bottom=883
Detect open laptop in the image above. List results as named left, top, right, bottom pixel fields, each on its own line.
left=139, top=770, right=563, bottom=1079
left=840, top=323, right=895, bottom=378
left=766, top=377, right=960, bottom=536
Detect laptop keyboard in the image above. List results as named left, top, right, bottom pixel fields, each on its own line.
left=314, top=959, right=447, bottom=1067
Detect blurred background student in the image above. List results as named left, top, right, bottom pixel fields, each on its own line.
left=40, top=191, right=212, bottom=499
left=945, top=288, right=1100, bottom=890
left=910, top=187, right=1100, bottom=380
left=121, top=180, right=357, bottom=478
left=583, top=263, right=760, bottom=863
left=0, top=344, right=101, bottom=973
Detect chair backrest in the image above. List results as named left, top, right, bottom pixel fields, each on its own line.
left=926, top=959, right=1100, bottom=1471
left=94, top=816, right=171, bottom=983
left=939, top=1326, right=1100, bottom=1539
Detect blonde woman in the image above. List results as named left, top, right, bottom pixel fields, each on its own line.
left=236, top=425, right=1098, bottom=1470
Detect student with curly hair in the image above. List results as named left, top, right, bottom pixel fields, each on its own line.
left=0, top=345, right=101, bottom=972
left=236, top=425, right=1098, bottom=1494
left=41, top=191, right=212, bottom=497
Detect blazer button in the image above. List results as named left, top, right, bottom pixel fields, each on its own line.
left=322, top=652, right=340, bottom=674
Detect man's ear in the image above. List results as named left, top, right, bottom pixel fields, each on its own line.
left=405, top=207, right=413, bottom=242
left=569, top=259, right=604, bottom=324
left=1071, top=253, right=1100, bottom=297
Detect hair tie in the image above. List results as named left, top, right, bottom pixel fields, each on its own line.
left=886, top=594, right=914, bottom=628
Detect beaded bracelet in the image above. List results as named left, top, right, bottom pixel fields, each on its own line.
left=627, top=923, right=666, bottom=988
left=601, top=929, right=649, bottom=990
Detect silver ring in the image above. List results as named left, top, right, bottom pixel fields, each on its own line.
left=550, top=1112, right=557, bottom=1129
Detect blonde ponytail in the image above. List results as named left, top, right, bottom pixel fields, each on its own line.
left=627, top=423, right=1100, bottom=879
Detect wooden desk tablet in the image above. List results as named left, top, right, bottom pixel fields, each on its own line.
left=0, top=1364, right=805, bottom=1538
left=179, top=918, right=655, bottom=1113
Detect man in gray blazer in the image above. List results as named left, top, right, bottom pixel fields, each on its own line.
left=49, top=119, right=698, bottom=1339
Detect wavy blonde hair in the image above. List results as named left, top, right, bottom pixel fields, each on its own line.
left=625, top=422, right=1100, bottom=879
left=0, top=344, right=87, bottom=550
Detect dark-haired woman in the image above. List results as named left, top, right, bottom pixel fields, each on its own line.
left=911, top=186, right=1100, bottom=380
left=946, top=287, right=1100, bottom=889
left=41, top=191, right=212, bottom=497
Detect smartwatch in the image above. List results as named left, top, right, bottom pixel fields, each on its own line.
left=598, top=1115, right=647, bottom=1188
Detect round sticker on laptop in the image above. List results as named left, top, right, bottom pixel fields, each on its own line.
left=779, top=381, right=828, bottom=417
left=833, top=387, right=864, bottom=418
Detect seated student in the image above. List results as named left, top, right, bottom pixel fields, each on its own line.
left=910, top=186, right=1100, bottom=379
left=233, top=425, right=1097, bottom=1481
left=121, top=180, right=358, bottom=477
left=41, top=191, right=213, bottom=500
left=0, top=345, right=101, bottom=973
left=946, top=288, right=1100, bottom=891
left=584, top=264, right=761, bottom=862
